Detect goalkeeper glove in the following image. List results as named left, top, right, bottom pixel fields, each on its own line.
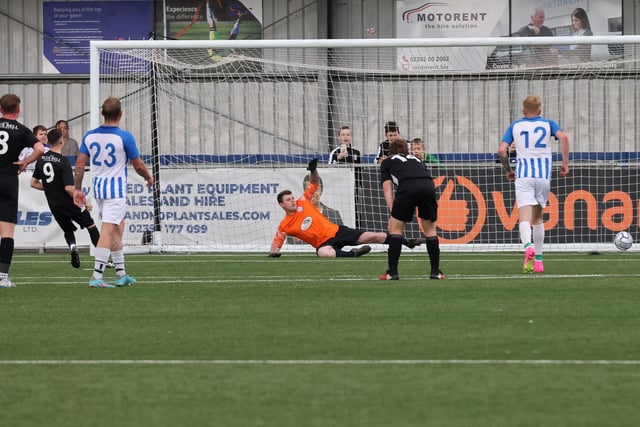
left=267, top=253, right=281, bottom=258
left=307, top=158, right=318, bottom=173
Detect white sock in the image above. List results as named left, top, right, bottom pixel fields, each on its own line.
left=111, top=250, right=126, bottom=277
left=93, top=247, right=111, bottom=280
left=533, top=224, right=545, bottom=258
left=519, top=221, right=532, bottom=247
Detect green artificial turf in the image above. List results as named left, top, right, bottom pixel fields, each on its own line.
left=1, top=251, right=639, bottom=427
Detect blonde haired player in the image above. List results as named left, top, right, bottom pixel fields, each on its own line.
left=498, top=95, right=570, bottom=273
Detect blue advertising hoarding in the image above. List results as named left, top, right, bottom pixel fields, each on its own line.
left=43, top=1, right=153, bottom=74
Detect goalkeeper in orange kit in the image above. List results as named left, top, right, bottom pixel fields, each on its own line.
left=269, top=159, right=422, bottom=258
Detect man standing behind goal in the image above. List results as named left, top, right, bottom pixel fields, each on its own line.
left=73, top=97, right=154, bottom=288
left=498, top=95, right=569, bottom=273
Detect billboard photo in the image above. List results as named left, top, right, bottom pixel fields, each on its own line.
left=396, top=0, right=510, bottom=72
left=164, top=0, right=262, bottom=41
left=396, top=0, right=624, bottom=72
left=499, top=0, right=624, bottom=69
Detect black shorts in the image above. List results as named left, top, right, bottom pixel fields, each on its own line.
left=50, top=202, right=95, bottom=233
left=391, top=178, right=438, bottom=223
left=318, top=225, right=365, bottom=251
left=0, top=175, right=19, bottom=223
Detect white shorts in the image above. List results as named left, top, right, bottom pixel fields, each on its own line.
left=96, top=198, right=127, bottom=224
left=515, top=178, right=550, bottom=208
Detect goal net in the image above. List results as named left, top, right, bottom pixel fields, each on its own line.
left=89, top=36, right=640, bottom=253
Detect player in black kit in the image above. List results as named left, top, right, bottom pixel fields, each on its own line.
left=31, top=129, right=101, bottom=269
left=0, top=93, right=46, bottom=288
left=379, top=139, right=444, bottom=281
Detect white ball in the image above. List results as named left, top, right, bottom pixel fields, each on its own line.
left=614, top=231, right=633, bottom=251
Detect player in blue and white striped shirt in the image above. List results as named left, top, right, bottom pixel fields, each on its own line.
left=73, top=97, right=154, bottom=288
left=498, top=95, right=570, bottom=274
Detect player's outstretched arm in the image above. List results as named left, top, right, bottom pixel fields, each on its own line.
left=557, top=130, right=570, bottom=177
left=14, top=142, right=45, bottom=173
left=73, top=152, right=89, bottom=208
left=64, top=184, right=75, bottom=199
left=30, top=177, right=44, bottom=191
left=497, top=142, right=515, bottom=181
left=73, top=189, right=86, bottom=209
left=269, top=231, right=286, bottom=257
left=382, top=180, right=395, bottom=212
left=307, top=158, right=320, bottom=185
left=131, top=157, right=154, bottom=187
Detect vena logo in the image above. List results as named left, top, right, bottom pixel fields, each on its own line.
left=422, top=175, right=636, bottom=244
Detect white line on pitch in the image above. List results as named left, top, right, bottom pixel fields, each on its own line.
left=12, top=273, right=640, bottom=285
left=2, top=359, right=640, bottom=365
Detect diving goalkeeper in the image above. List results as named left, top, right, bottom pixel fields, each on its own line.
left=269, top=159, right=422, bottom=258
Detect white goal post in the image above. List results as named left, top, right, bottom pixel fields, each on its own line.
left=89, top=36, right=640, bottom=253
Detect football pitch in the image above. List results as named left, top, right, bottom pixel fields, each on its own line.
left=2, top=250, right=640, bottom=427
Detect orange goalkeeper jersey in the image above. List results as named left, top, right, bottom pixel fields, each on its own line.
left=271, top=182, right=339, bottom=250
